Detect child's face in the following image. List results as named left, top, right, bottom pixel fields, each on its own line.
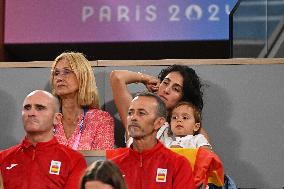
left=170, top=105, right=200, bottom=137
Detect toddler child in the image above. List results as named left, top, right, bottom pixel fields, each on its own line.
left=167, top=101, right=211, bottom=150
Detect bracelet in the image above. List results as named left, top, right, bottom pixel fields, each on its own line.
left=136, top=72, right=144, bottom=84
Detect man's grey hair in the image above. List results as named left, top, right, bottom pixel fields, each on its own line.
left=135, top=91, right=167, bottom=119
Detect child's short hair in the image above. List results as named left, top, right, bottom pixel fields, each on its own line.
left=169, top=101, right=202, bottom=136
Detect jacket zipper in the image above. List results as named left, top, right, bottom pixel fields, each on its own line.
left=28, top=148, right=36, bottom=189
left=139, top=154, right=143, bottom=167
left=139, top=154, right=143, bottom=188
left=32, top=149, right=35, bottom=160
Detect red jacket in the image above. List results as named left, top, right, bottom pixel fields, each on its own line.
left=0, top=137, right=87, bottom=189
left=111, top=141, right=196, bottom=189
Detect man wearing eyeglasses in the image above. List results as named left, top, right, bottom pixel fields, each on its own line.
left=0, top=90, right=87, bottom=189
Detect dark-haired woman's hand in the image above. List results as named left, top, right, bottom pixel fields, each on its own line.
left=143, top=75, right=160, bottom=93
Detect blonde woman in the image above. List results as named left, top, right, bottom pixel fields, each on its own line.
left=51, top=52, right=114, bottom=150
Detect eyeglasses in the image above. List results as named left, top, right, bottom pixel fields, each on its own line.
left=51, top=68, right=74, bottom=77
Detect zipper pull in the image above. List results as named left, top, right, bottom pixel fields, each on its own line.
left=140, top=154, right=143, bottom=167
left=32, top=149, right=35, bottom=160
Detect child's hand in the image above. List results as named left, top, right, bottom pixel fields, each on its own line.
left=170, top=145, right=182, bottom=148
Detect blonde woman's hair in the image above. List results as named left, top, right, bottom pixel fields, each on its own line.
left=50, top=52, right=100, bottom=109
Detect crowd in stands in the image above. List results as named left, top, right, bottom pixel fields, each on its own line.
left=0, top=52, right=235, bottom=189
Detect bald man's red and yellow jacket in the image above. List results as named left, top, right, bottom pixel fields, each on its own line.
left=0, top=137, right=87, bottom=189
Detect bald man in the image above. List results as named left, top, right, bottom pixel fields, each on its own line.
left=0, top=90, right=87, bottom=189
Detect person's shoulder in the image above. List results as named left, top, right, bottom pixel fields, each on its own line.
left=110, top=148, right=130, bottom=164
left=1, top=144, right=21, bottom=153
left=0, top=144, right=21, bottom=162
left=194, top=134, right=206, bottom=139
left=194, top=134, right=211, bottom=148
left=192, top=134, right=206, bottom=142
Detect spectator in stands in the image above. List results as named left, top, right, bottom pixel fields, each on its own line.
left=110, top=65, right=208, bottom=146
left=167, top=101, right=211, bottom=150
left=80, top=160, right=127, bottom=189
left=51, top=52, right=114, bottom=150
left=112, top=92, right=196, bottom=189
left=0, top=90, right=87, bottom=189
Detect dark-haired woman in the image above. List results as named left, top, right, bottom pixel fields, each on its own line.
left=110, top=65, right=208, bottom=146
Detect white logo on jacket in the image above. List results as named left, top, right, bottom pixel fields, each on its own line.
left=6, top=163, right=18, bottom=170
